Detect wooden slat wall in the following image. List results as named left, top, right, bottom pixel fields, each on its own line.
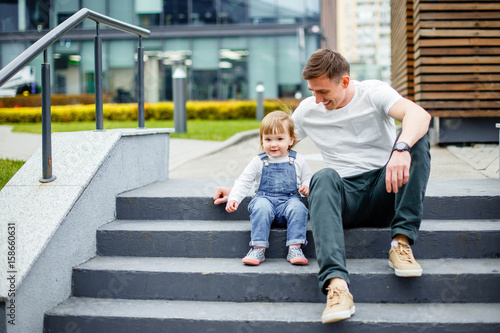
left=391, top=0, right=414, bottom=100
left=392, top=0, right=500, bottom=117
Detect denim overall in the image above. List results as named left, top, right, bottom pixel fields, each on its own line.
left=247, top=150, right=308, bottom=248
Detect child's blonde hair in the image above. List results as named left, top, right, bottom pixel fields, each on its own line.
left=259, top=110, right=296, bottom=151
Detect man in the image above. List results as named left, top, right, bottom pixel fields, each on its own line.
left=213, top=49, right=431, bottom=324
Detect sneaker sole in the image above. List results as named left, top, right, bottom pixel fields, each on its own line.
left=288, top=258, right=308, bottom=265
left=242, top=258, right=265, bottom=265
left=388, top=261, right=423, bottom=277
left=321, top=305, right=355, bottom=324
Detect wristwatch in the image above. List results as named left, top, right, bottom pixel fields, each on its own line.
left=393, top=142, right=410, bottom=152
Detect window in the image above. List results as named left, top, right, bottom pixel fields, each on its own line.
left=220, top=0, right=247, bottom=24
left=192, top=0, right=217, bottom=25
left=164, top=0, right=188, bottom=25
left=0, top=0, right=18, bottom=32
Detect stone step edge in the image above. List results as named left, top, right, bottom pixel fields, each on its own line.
left=75, top=257, right=500, bottom=276
left=45, top=297, right=500, bottom=324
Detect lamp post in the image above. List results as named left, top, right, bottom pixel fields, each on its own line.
left=173, top=61, right=187, bottom=133
left=256, top=82, right=264, bottom=121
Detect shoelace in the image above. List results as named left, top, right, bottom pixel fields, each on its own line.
left=396, top=243, right=414, bottom=263
left=289, top=247, right=302, bottom=258
left=325, top=287, right=344, bottom=308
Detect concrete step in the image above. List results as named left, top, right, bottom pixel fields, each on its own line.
left=44, top=297, right=500, bottom=333
left=116, top=179, right=500, bottom=220
left=72, top=257, right=500, bottom=304
left=97, top=219, right=500, bottom=259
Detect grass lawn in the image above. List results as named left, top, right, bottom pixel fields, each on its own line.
left=0, top=119, right=261, bottom=189
left=0, top=158, right=25, bottom=190
left=4, top=119, right=262, bottom=141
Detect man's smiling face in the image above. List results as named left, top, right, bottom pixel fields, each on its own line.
left=307, top=75, right=350, bottom=110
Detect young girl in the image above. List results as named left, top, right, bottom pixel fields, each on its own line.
left=225, top=110, right=312, bottom=265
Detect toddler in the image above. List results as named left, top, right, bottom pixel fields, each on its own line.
left=225, top=110, right=312, bottom=265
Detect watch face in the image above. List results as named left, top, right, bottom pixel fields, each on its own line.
left=394, top=142, right=410, bottom=151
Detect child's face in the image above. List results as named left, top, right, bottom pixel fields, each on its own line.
left=262, top=129, right=294, bottom=158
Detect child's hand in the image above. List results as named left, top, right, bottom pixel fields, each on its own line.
left=226, top=200, right=239, bottom=213
left=299, top=185, right=309, bottom=196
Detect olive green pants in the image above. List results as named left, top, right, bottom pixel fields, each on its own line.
left=308, top=134, right=431, bottom=293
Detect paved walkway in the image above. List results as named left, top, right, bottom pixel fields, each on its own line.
left=0, top=125, right=498, bottom=180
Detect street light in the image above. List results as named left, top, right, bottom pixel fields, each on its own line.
left=173, top=61, right=187, bottom=133
left=256, top=82, right=264, bottom=121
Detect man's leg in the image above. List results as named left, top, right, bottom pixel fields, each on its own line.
left=309, top=168, right=358, bottom=323
left=391, top=133, right=431, bottom=243
left=308, top=168, right=349, bottom=291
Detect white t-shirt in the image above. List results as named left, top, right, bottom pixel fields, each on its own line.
left=292, top=80, right=402, bottom=177
left=227, top=153, right=313, bottom=204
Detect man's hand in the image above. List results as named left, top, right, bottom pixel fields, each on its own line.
left=299, top=185, right=309, bottom=196
left=213, top=187, right=232, bottom=205
left=226, top=200, right=239, bottom=213
left=385, top=151, right=411, bottom=193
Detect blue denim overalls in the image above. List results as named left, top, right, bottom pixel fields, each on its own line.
left=247, top=150, right=308, bottom=248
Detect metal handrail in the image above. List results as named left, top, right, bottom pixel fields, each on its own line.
left=0, top=8, right=150, bottom=183
left=0, top=8, right=149, bottom=85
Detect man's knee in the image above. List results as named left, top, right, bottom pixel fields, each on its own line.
left=310, top=168, right=342, bottom=194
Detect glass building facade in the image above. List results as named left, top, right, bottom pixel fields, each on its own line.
left=0, top=0, right=323, bottom=102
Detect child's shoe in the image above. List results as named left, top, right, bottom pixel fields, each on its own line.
left=242, top=247, right=265, bottom=265
left=287, top=246, right=308, bottom=265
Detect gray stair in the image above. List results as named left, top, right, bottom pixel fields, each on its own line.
left=44, top=298, right=500, bottom=333
left=97, top=219, right=500, bottom=259
left=72, top=257, right=500, bottom=303
left=44, top=178, right=500, bottom=332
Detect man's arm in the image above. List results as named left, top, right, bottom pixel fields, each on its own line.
left=386, top=98, right=431, bottom=193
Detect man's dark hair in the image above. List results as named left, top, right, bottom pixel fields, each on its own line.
left=302, top=49, right=350, bottom=82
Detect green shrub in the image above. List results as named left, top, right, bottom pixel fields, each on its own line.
left=0, top=99, right=302, bottom=123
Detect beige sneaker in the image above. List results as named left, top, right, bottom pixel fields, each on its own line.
left=388, top=240, right=423, bottom=277
left=321, top=286, right=355, bottom=323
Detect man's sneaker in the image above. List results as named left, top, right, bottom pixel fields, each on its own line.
left=287, top=246, right=308, bottom=265
left=242, top=247, right=265, bottom=265
left=321, top=286, right=355, bottom=323
left=389, top=240, right=423, bottom=277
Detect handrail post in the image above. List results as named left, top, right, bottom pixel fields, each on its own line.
left=40, top=50, right=56, bottom=183
left=137, top=36, right=145, bottom=128
left=94, top=22, right=104, bottom=130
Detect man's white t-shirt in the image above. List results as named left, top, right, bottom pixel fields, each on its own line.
left=292, top=80, right=402, bottom=178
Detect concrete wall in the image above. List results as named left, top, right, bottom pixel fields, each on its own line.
left=0, top=128, right=172, bottom=333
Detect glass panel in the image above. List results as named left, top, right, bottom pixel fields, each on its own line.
left=221, top=37, right=247, bottom=49
left=191, top=70, right=218, bottom=100
left=109, top=40, right=134, bottom=69
left=305, top=0, right=320, bottom=23
left=192, top=38, right=218, bottom=70
left=54, top=0, right=79, bottom=26
left=219, top=48, right=248, bottom=99
left=248, top=37, right=277, bottom=99
left=110, top=0, right=134, bottom=23
left=135, top=0, right=162, bottom=14
left=1, top=42, right=26, bottom=67
left=26, top=0, right=50, bottom=31
left=82, top=0, right=106, bottom=28
left=192, top=0, right=217, bottom=25
left=277, top=36, right=300, bottom=85
left=248, top=0, right=276, bottom=25
left=164, top=0, right=188, bottom=25
left=276, top=0, right=304, bottom=24
left=0, top=0, right=18, bottom=32
left=220, top=0, right=246, bottom=24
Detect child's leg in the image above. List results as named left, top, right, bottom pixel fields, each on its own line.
left=248, top=196, right=275, bottom=248
left=279, top=196, right=308, bottom=247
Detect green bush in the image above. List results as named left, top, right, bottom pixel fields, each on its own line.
left=0, top=99, right=302, bottom=123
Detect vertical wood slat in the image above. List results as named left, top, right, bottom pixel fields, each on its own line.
left=391, top=0, right=414, bottom=100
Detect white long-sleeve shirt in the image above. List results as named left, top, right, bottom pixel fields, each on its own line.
left=227, top=153, right=313, bottom=204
